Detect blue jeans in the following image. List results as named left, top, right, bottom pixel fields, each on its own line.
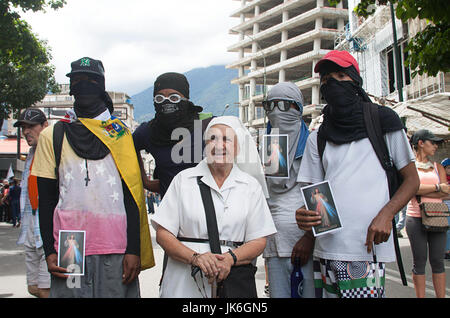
left=266, top=256, right=315, bottom=298
left=10, top=201, right=20, bottom=226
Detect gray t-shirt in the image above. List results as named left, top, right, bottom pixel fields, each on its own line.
left=264, top=158, right=307, bottom=258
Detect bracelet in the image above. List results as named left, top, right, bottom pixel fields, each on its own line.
left=190, top=252, right=199, bottom=265
left=435, top=184, right=441, bottom=192
left=227, top=249, right=237, bottom=266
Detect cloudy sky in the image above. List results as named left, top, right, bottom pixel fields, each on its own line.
left=23, top=0, right=240, bottom=95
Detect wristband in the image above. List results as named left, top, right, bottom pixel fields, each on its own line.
left=435, top=184, right=440, bottom=192
left=227, top=249, right=237, bottom=266
left=190, top=252, right=199, bottom=265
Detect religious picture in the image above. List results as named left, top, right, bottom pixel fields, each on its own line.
left=58, top=230, right=86, bottom=275
left=262, top=134, right=289, bottom=179
left=301, top=181, right=342, bottom=236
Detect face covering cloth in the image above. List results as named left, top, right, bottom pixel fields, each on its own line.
left=266, top=82, right=309, bottom=194
left=318, top=65, right=404, bottom=145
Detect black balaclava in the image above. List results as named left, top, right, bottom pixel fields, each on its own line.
left=148, top=72, right=202, bottom=146
left=318, top=61, right=404, bottom=144
left=65, top=64, right=110, bottom=160
left=70, top=74, right=109, bottom=119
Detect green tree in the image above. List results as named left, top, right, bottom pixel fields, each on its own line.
left=331, top=0, right=450, bottom=77
left=0, top=0, right=66, bottom=128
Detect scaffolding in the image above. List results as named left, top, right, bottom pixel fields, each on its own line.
left=334, top=5, right=391, bottom=53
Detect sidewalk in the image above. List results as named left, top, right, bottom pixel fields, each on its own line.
left=1, top=213, right=448, bottom=298
left=0, top=210, right=269, bottom=298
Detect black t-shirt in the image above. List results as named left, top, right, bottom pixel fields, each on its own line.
left=132, top=117, right=213, bottom=198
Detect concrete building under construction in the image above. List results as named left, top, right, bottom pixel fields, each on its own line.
left=227, top=0, right=349, bottom=131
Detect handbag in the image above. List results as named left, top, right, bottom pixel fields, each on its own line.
left=417, top=196, right=450, bottom=232
left=196, top=176, right=258, bottom=298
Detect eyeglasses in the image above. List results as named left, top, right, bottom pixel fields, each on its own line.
left=262, top=100, right=294, bottom=112
left=154, top=93, right=187, bottom=104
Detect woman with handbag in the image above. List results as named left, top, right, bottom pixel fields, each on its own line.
left=406, top=129, right=449, bottom=298
left=151, top=116, right=277, bottom=298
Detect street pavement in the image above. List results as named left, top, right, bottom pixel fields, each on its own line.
left=1, top=208, right=449, bottom=298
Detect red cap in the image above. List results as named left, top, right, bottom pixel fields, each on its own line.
left=314, top=50, right=360, bottom=74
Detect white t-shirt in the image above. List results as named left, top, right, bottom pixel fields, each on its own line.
left=151, top=159, right=277, bottom=298
left=297, top=129, right=414, bottom=262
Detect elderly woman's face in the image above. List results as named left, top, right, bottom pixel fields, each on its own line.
left=205, top=124, right=238, bottom=165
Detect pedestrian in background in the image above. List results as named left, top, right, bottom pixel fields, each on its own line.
left=1, top=179, right=11, bottom=223
left=14, top=108, right=50, bottom=298
left=9, top=178, right=22, bottom=227
left=147, top=191, right=155, bottom=214
left=406, top=130, right=448, bottom=298
left=441, top=158, right=450, bottom=260
left=261, top=82, right=315, bottom=298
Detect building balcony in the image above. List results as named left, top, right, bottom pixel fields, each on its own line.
left=230, top=49, right=330, bottom=85
left=228, top=6, right=347, bottom=51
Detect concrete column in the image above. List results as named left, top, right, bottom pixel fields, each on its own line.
left=312, top=84, right=320, bottom=106
left=280, top=10, right=288, bottom=83
left=314, top=17, right=322, bottom=51
left=317, top=0, right=324, bottom=7
left=336, top=0, right=345, bottom=30
left=279, top=69, right=286, bottom=82
left=249, top=78, right=256, bottom=122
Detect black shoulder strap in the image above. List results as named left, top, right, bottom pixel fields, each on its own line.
left=317, top=133, right=326, bottom=162
left=363, top=103, right=392, bottom=171
left=362, top=102, right=407, bottom=287
left=53, top=121, right=65, bottom=181
left=197, top=176, right=221, bottom=254
left=363, top=102, right=403, bottom=198
left=317, top=132, right=326, bottom=176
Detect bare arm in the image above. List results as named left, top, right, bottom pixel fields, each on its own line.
left=137, top=152, right=160, bottom=193
left=155, top=224, right=220, bottom=279
left=416, top=163, right=449, bottom=197
left=365, top=162, right=420, bottom=253
left=216, top=237, right=266, bottom=282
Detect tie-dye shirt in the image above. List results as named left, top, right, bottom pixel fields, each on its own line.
left=31, top=125, right=128, bottom=256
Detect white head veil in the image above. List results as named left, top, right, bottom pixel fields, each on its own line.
left=205, top=116, right=269, bottom=198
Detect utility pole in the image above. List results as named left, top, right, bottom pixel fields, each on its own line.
left=390, top=2, right=404, bottom=102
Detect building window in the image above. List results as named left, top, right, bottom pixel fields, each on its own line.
left=384, top=42, right=411, bottom=94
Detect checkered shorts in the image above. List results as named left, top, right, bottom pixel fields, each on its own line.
left=313, top=257, right=386, bottom=298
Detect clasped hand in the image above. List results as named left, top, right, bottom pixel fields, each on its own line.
left=192, top=252, right=233, bottom=284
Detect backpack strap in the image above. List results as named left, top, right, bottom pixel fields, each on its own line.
left=53, top=121, right=65, bottom=182
left=317, top=132, right=326, bottom=175
left=362, top=102, right=407, bottom=287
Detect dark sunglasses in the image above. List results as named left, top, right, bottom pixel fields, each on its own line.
left=262, top=100, right=294, bottom=112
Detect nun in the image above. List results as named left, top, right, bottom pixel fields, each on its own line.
left=151, top=116, right=277, bottom=298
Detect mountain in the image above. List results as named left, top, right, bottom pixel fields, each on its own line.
left=131, top=65, right=239, bottom=123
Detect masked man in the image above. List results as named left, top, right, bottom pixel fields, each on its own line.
left=32, top=57, right=154, bottom=298
left=295, top=50, right=419, bottom=298
left=261, top=82, right=315, bottom=298
left=133, top=72, right=213, bottom=198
